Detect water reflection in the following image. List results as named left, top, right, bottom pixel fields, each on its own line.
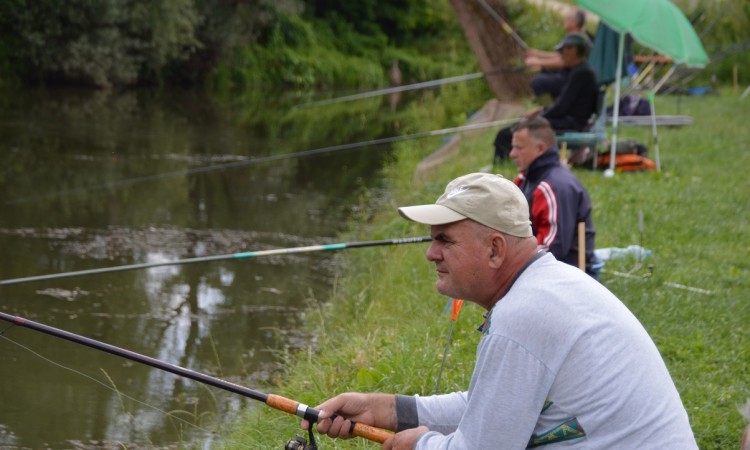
left=0, top=86, right=404, bottom=448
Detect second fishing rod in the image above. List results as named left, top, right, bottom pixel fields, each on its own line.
left=0, top=236, right=432, bottom=286
left=0, top=311, right=393, bottom=447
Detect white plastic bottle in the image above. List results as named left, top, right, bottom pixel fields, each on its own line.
left=594, top=245, right=652, bottom=261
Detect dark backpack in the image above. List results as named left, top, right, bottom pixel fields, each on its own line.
left=618, top=94, right=652, bottom=116
left=615, top=138, right=648, bottom=156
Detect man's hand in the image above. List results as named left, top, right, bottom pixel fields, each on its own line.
left=524, top=48, right=565, bottom=70
left=525, top=47, right=545, bottom=58
left=384, top=426, right=430, bottom=450
left=524, top=55, right=544, bottom=69
left=301, top=393, right=397, bottom=439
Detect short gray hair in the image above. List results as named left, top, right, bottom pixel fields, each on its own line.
left=511, top=116, right=557, bottom=149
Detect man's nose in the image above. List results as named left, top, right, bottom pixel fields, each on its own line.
left=425, top=242, right=440, bottom=262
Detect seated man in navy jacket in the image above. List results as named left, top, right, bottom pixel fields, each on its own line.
left=509, top=116, right=598, bottom=277
left=494, top=32, right=598, bottom=164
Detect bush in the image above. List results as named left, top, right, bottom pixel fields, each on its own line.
left=0, top=0, right=201, bottom=87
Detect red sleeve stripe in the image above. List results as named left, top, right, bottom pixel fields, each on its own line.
left=537, top=181, right=558, bottom=249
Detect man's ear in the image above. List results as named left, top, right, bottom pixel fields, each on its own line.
left=535, top=139, right=548, bottom=156
left=488, top=233, right=507, bottom=269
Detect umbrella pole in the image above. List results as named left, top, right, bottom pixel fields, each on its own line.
left=607, top=32, right=626, bottom=176
left=648, top=92, right=661, bottom=172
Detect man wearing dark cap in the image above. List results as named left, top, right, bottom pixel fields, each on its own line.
left=494, top=32, right=598, bottom=164
left=304, top=173, right=697, bottom=449
left=525, top=7, right=590, bottom=101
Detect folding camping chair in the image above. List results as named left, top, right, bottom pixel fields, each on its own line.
left=557, top=84, right=608, bottom=169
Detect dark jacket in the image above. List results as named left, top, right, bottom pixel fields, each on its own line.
left=514, top=148, right=597, bottom=275
left=542, top=61, right=598, bottom=132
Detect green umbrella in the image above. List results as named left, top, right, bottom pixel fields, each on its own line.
left=576, top=0, right=709, bottom=175
left=577, top=0, right=708, bottom=67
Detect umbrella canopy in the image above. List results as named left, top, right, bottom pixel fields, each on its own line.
left=577, top=0, right=708, bottom=68
left=576, top=0, right=708, bottom=175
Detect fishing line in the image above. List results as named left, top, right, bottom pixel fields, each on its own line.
left=0, top=322, right=14, bottom=336
left=0, top=332, right=214, bottom=435
left=5, top=118, right=520, bottom=206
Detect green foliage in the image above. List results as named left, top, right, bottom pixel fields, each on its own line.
left=211, top=0, right=475, bottom=90
left=217, top=40, right=384, bottom=89
left=221, top=92, right=749, bottom=449
left=3, top=0, right=745, bottom=91
left=0, top=0, right=172, bottom=86
left=507, top=2, right=566, bottom=53
left=307, top=0, right=455, bottom=45
left=0, top=0, right=472, bottom=89
left=680, top=0, right=750, bottom=85
left=0, top=0, right=201, bottom=87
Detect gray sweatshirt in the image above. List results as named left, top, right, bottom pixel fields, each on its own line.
left=397, top=253, right=697, bottom=449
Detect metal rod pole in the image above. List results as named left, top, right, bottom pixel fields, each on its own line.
left=608, top=32, right=626, bottom=175
left=475, top=0, right=529, bottom=50
left=0, top=236, right=432, bottom=286
left=296, top=73, right=486, bottom=109
left=0, top=311, right=393, bottom=444
left=6, top=118, right=521, bottom=207
left=295, top=66, right=526, bottom=109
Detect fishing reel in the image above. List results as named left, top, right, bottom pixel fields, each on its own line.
left=284, top=428, right=318, bottom=450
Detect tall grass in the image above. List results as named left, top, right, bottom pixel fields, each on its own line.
left=220, top=91, right=749, bottom=449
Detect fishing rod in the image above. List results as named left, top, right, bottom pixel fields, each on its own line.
left=295, top=66, right=526, bottom=109
left=475, top=0, right=529, bottom=50
left=5, top=118, right=520, bottom=207
left=0, top=311, right=393, bottom=446
left=297, top=73, right=486, bottom=109
left=0, top=236, right=432, bottom=286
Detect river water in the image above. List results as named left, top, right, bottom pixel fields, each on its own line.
left=0, top=87, right=414, bottom=449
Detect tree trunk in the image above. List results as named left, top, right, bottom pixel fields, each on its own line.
left=449, top=0, right=531, bottom=101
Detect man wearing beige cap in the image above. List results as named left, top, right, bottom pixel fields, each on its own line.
left=306, top=173, right=697, bottom=449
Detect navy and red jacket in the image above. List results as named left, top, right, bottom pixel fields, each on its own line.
left=514, top=148, right=597, bottom=275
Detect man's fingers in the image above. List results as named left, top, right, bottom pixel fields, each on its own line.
left=316, top=415, right=354, bottom=439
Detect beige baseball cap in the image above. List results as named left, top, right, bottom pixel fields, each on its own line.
left=398, top=173, right=532, bottom=238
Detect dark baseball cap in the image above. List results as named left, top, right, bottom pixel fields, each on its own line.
left=554, top=32, right=592, bottom=55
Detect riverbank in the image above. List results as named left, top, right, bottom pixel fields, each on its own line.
left=223, top=91, right=749, bottom=449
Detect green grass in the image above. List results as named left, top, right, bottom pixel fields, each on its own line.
left=219, top=90, right=749, bottom=449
